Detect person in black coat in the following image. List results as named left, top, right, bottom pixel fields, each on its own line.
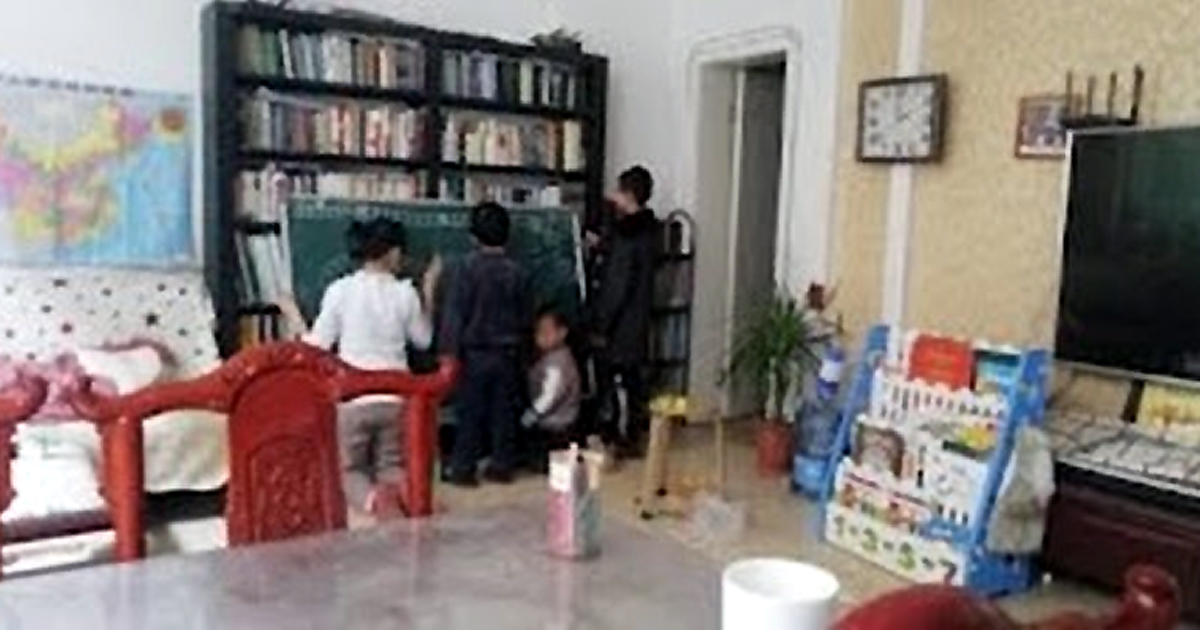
left=591, top=166, right=659, bottom=458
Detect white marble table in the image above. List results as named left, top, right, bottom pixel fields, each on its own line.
left=0, top=501, right=721, bottom=629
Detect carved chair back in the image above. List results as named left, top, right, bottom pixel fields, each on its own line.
left=71, top=342, right=456, bottom=559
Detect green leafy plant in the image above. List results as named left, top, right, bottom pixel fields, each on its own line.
left=720, top=286, right=822, bottom=421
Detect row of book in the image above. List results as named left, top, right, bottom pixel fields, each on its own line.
left=442, top=50, right=581, bottom=110
left=236, top=165, right=587, bottom=221
left=242, top=92, right=426, bottom=159
left=236, top=233, right=292, bottom=307
left=438, top=176, right=578, bottom=208
left=442, top=113, right=584, bottom=172
left=236, top=167, right=428, bottom=221
left=238, top=25, right=424, bottom=89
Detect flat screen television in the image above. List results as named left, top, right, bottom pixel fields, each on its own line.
left=1056, top=125, right=1200, bottom=383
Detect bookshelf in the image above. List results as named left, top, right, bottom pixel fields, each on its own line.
left=649, top=211, right=696, bottom=395
left=202, top=1, right=608, bottom=356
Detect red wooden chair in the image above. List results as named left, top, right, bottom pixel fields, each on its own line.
left=70, top=342, right=456, bottom=561
left=0, top=375, right=49, bottom=578
left=835, top=564, right=1180, bottom=630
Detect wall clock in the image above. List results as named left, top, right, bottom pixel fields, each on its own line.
left=856, top=74, right=948, bottom=163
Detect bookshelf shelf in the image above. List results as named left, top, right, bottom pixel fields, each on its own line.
left=240, top=150, right=429, bottom=170
left=649, top=210, right=696, bottom=395
left=440, top=95, right=582, bottom=120
left=236, top=75, right=427, bottom=104
left=439, top=162, right=587, bottom=181
left=204, top=0, right=609, bottom=356
left=236, top=219, right=282, bottom=234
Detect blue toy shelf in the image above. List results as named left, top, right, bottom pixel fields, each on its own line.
left=816, top=325, right=1049, bottom=597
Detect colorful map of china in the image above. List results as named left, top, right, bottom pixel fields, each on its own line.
left=0, top=81, right=192, bottom=266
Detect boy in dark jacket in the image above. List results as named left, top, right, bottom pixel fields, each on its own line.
left=591, top=166, right=659, bottom=459
left=442, top=202, right=533, bottom=486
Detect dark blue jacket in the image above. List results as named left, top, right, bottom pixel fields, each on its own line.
left=441, top=250, right=532, bottom=355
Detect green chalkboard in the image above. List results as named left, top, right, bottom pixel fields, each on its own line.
left=287, top=198, right=584, bottom=328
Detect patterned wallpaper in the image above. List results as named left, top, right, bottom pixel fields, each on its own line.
left=829, top=0, right=900, bottom=343
left=834, top=0, right=1200, bottom=410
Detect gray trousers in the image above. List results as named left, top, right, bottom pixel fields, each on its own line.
left=338, top=400, right=405, bottom=510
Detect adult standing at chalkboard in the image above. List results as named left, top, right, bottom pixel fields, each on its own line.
left=591, top=166, right=659, bottom=460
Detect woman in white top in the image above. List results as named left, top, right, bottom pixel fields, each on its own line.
left=287, top=217, right=440, bottom=519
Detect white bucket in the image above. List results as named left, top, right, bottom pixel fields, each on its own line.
left=721, top=558, right=840, bottom=630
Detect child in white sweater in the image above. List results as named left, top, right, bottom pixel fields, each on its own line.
left=294, top=217, right=440, bottom=518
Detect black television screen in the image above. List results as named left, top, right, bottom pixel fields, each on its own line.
left=1057, top=126, right=1200, bottom=382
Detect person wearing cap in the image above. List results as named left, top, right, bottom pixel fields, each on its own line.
left=440, top=202, right=534, bottom=486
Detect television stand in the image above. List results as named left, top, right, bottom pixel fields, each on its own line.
left=1043, top=410, right=1200, bottom=620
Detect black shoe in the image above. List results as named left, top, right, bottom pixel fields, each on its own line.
left=482, top=466, right=515, bottom=484
left=445, top=471, right=479, bottom=488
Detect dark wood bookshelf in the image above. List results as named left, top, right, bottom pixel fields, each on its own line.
left=203, top=0, right=608, bottom=356
left=649, top=211, right=696, bottom=395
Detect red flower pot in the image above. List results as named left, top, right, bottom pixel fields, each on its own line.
left=756, top=418, right=793, bottom=478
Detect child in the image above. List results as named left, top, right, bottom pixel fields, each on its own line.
left=591, top=166, right=659, bottom=459
left=521, top=309, right=582, bottom=469
left=299, top=217, right=440, bottom=518
left=441, top=202, right=532, bottom=486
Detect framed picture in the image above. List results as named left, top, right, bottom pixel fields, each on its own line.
left=1014, top=94, right=1078, bottom=159
left=856, top=74, right=948, bottom=163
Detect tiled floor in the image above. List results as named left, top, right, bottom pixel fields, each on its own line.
left=5, top=422, right=1118, bottom=622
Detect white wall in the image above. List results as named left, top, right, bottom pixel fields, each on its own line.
left=557, top=0, right=842, bottom=289
left=0, top=0, right=557, bottom=90
left=0, top=0, right=558, bottom=255
left=0, top=0, right=842, bottom=285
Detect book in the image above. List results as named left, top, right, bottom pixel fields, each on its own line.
left=519, top=60, right=534, bottom=105
left=972, top=349, right=1020, bottom=395
left=907, top=334, right=974, bottom=389
left=279, top=29, right=295, bottom=78
left=238, top=25, right=262, bottom=75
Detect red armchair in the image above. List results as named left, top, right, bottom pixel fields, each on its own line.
left=0, top=375, right=49, bottom=577
left=835, top=565, right=1180, bottom=630
left=71, top=342, right=456, bottom=560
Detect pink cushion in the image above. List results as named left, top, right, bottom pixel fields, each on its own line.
left=0, top=354, right=118, bottom=423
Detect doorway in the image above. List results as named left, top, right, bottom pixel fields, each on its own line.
left=689, top=52, right=790, bottom=418
left=727, top=60, right=786, bottom=417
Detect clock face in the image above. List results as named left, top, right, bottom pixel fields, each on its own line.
left=857, top=75, right=946, bottom=162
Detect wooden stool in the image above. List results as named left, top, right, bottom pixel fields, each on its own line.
left=636, top=397, right=724, bottom=519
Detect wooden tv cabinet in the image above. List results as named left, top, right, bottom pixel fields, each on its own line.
left=1042, top=462, right=1200, bottom=620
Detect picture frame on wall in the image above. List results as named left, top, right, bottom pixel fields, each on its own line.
left=1014, top=94, right=1078, bottom=159
left=855, top=74, right=948, bottom=164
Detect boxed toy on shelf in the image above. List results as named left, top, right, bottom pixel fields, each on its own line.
left=818, top=325, right=1050, bottom=596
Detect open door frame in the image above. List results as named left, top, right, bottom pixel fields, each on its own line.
left=681, top=27, right=802, bottom=416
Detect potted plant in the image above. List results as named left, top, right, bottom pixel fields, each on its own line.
left=721, top=285, right=822, bottom=477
